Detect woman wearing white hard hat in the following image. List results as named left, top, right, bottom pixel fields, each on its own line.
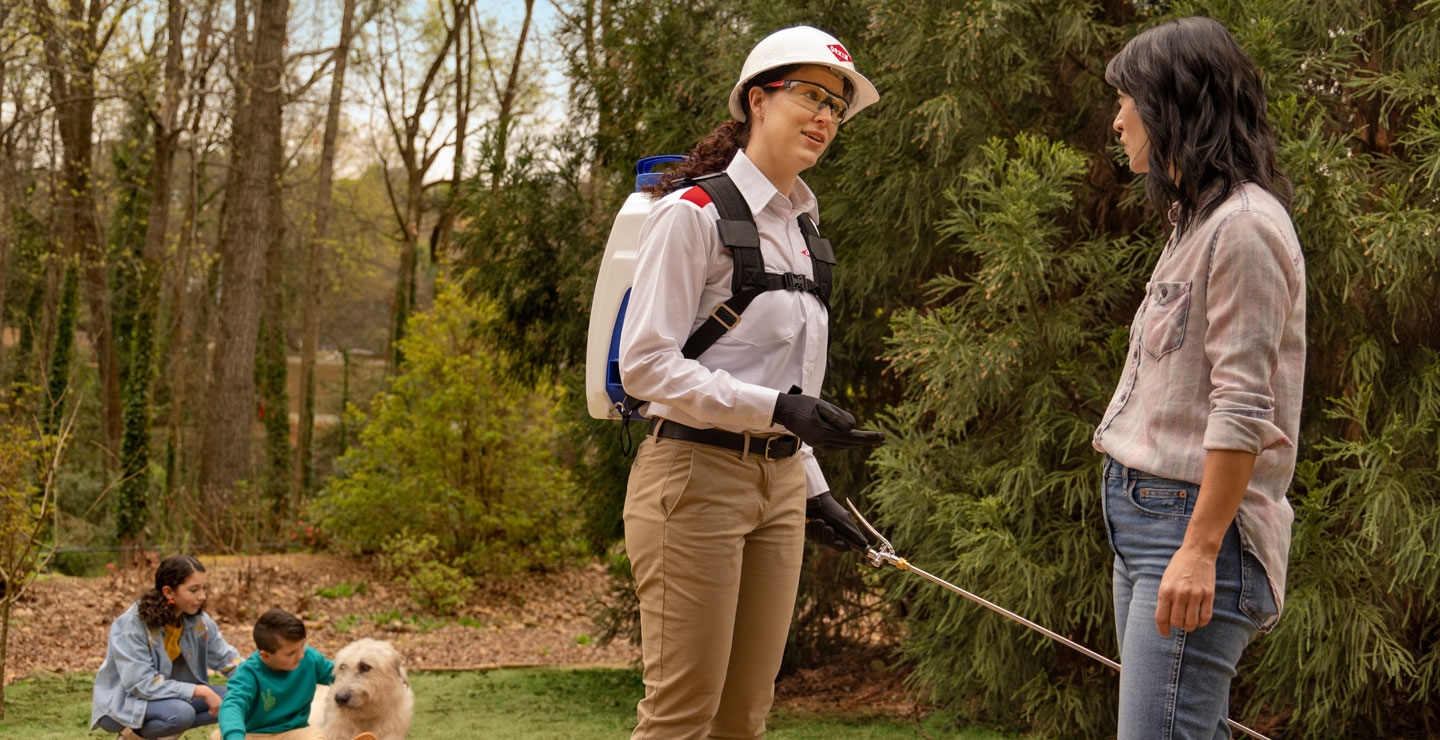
left=618, top=25, right=883, bottom=740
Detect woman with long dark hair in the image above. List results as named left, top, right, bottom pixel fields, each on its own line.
left=618, top=25, right=885, bottom=739
left=91, top=555, right=240, bottom=739
left=1093, top=17, right=1305, bottom=739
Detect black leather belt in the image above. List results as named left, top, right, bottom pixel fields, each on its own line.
left=649, top=419, right=800, bottom=460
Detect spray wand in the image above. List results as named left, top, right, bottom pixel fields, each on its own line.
left=844, top=500, right=1274, bottom=740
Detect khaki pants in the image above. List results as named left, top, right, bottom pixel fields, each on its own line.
left=624, top=434, right=807, bottom=740
left=210, top=727, right=325, bottom=740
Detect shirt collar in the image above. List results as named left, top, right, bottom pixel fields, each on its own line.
left=726, top=149, right=820, bottom=222
left=1167, top=181, right=1231, bottom=225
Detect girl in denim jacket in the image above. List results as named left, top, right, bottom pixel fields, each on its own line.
left=91, top=555, right=241, bottom=739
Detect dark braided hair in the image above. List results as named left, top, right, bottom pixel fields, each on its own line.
left=137, top=555, right=205, bottom=628
left=1106, top=16, right=1292, bottom=236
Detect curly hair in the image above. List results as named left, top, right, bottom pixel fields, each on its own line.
left=1106, top=16, right=1292, bottom=236
left=642, top=64, right=805, bottom=197
left=137, top=554, right=205, bottom=628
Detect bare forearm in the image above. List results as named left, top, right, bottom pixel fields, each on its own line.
left=1184, top=448, right=1255, bottom=554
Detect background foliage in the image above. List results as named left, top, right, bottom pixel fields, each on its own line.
left=2, top=0, right=1436, bottom=734
left=458, top=0, right=1440, bottom=736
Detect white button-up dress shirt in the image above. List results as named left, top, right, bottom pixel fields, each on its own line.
left=619, top=150, right=831, bottom=496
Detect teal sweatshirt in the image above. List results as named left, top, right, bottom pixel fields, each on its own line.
left=217, top=646, right=334, bottom=740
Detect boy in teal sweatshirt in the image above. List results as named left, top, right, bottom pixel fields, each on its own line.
left=215, top=609, right=370, bottom=740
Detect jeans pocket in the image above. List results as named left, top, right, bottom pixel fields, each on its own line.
left=1239, top=549, right=1281, bottom=632
left=1126, top=477, right=1197, bottom=519
left=1138, top=280, right=1191, bottom=360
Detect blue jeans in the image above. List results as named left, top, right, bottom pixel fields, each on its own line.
left=1102, top=457, right=1278, bottom=740
left=95, top=685, right=227, bottom=738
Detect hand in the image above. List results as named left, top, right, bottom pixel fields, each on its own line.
left=1154, top=543, right=1218, bottom=637
left=773, top=392, right=885, bottom=450
left=194, top=683, right=222, bottom=715
left=805, top=492, right=869, bottom=552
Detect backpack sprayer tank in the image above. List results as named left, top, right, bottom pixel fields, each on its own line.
left=585, top=156, right=685, bottom=420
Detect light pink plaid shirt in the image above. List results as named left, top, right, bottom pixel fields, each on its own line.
left=1094, top=183, right=1306, bottom=614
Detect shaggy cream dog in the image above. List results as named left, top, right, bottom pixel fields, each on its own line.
left=313, top=639, right=414, bottom=740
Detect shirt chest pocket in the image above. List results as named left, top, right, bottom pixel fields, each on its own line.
left=1139, top=280, right=1192, bottom=361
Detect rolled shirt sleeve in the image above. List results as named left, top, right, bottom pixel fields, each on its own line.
left=1203, top=209, right=1302, bottom=454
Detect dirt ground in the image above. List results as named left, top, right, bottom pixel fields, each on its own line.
left=8, top=553, right=922, bottom=718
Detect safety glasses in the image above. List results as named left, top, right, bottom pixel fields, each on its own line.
left=762, top=79, right=850, bottom=124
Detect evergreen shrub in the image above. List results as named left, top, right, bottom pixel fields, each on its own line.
left=311, top=283, right=586, bottom=577
left=863, top=2, right=1440, bottom=736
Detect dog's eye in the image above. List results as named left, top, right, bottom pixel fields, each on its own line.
left=359, top=662, right=371, bottom=673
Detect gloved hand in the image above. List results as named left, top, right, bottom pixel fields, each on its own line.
left=805, top=492, right=869, bottom=552
left=772, top=391, right=885, bottom=450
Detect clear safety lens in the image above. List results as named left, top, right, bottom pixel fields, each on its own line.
left=763, top=79, right=849, bottom=124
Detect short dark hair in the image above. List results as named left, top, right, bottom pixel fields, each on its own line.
left=1105, top=16, right=1291, bottom=235
left=254, top=609, right=306, bottom=653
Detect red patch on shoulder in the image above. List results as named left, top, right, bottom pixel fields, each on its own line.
left=680, top=187, right=712, bottom=208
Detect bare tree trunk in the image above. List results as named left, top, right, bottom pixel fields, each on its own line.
left=379, top=1, right=465, bottom=371
left=257, top=118, right=289, bottom=520
left=39, top=119, right=61, bottom=372
left=296, top=0, right=361, bottom=498
left=0, top=2, right=11, bottom=370
left=164, top=0, right=219, bottom=498
left=0, top=598, right=10, bottom=718
left=389, top=173, right=422, bottom=371
left=199, top=0, right=289, bottom=504
left=33, top=0, right=128, bottom=469
left=117, top=0, right=187, bottom=561
left=430, top=1, right=474, bottom=261
left=485, top=0, right=534, bottom=197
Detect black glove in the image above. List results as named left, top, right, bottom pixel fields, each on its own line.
left=805, top=492, right=869, bottom=552
left=772, top=390, right=885, bottom=450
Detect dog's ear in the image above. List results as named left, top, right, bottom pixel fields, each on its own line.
left=387, top=643, right=409, bottom=686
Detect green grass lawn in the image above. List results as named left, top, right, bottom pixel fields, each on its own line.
left=0, top=668, right=1018, bottom=739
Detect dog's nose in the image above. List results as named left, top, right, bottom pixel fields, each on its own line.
left=334, top=691, right=351, bottom=705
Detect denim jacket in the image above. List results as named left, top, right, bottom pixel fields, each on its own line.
left=90, top=601, right=242, bottom=730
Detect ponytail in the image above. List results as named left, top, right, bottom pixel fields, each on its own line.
left=137, top=554, right=205, bottom=628
left=642, top=120, right=750, bottom=197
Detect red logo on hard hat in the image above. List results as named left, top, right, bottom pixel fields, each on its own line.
left=827, top=44, right=852, bottom=63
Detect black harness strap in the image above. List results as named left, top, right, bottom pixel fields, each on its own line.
left=678, top=173, right=833, bottom=359
left=618, top=172, right=835, bottom=448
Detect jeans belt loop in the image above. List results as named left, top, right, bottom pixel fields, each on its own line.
left=741, top=430, right=751, bottom=462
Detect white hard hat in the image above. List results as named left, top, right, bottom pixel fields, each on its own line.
left=728, top=26, right=880, bottom=123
